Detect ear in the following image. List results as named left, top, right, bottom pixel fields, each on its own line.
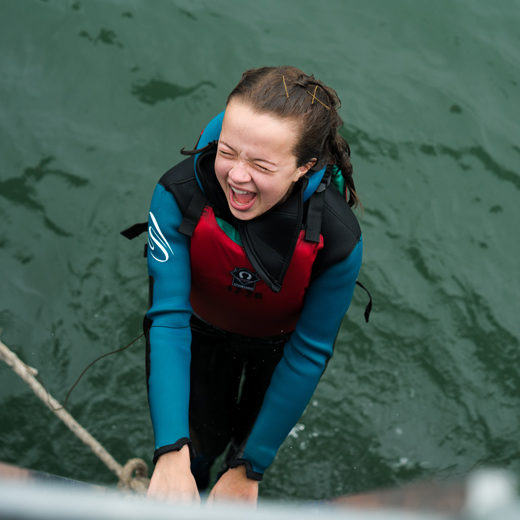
left=296, top=158, right=317, bottom=179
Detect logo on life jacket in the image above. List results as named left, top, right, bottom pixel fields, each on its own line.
left=230, top=268, right=260, bottom=291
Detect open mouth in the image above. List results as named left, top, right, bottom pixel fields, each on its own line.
left=230, top=185, right=257, bottom=210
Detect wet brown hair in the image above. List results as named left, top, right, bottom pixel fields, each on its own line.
left=227, top=66, right=360, bottom=207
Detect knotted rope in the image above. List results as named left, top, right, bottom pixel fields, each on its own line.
left=0, top=338, right=150, bottom=492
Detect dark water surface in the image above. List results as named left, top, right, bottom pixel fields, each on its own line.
left=1, top=0, right=519, bottom=501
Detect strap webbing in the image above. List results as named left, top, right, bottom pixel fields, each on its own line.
left=178, top=189, right=207, bottom=237
left=304, top=169, right=331, bottom=243
left=355, top=280, right=373, bottom=323
left=305, top=192, right=324, bottom=243
left=120, top=222, right=147, bottom=240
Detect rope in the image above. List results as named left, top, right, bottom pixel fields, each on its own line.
left=62, top=333, right=144, bottom=410
left=0, top=338, right=150, bottom=492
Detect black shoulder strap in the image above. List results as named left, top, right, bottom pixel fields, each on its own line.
left=157, top=156, right=209, bottom=237
left=121, top=155, right=204, bottom=245
left=178, top=188, right=207, bottom=237
left=305, top=173, right=373, bottom=323
left=304, top=168, right=332, bottom=243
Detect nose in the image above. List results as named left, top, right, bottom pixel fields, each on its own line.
left=228, top=161, right=251, bottom=183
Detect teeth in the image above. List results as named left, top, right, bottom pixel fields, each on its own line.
left=231, top=186, right=251, bottom=195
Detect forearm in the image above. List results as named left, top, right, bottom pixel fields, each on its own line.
left=148, top=325, right=192, bottom=455
left=146, top=183, right=193, bottom=455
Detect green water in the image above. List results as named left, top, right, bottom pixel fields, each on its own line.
left=1, top=0, right=519, bottom=501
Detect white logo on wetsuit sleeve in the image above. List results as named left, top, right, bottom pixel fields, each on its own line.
left=148, top=212, right=174, bottom=262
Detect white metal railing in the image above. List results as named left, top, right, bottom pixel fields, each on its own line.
left=0, top=469, right=518, bottom=520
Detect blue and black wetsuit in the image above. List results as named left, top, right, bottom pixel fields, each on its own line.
left=145, top=117, right=363, bottom=486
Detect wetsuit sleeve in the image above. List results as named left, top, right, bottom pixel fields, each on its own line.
left=235, top=238, right=363, bottom=479
left=146, top=183, right=193, bottom=461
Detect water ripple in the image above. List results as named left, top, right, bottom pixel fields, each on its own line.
left=405, top=240, right=441, bottom=283
left=438, top=144, right=520, bottom=191
left=78, top=28, right=124, bottom=48
left=131, top=78, right=215, bottom=105
left=344, top=126, right=401, bottom=163
left=344, top=128, right=519, bottom=195
left=0, top=157, right=89, bottom=238
left=450, top=276, right=520, bottom=396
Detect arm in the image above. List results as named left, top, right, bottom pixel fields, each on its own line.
left=147, top=445, right=199, bottom=502
left=145, top=184, right=198, bottom=500
left=207, top=465, right=258, bottom=504
left=226, top=238, right=363, bottom=479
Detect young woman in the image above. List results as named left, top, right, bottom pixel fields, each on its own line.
left=144, top=66, right=363, bottom=503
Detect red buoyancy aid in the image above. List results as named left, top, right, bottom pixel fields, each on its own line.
left=190, top=206, right=324, bottom=337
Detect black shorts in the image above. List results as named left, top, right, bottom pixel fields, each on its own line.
left=145, top=314, right=289, bottom=487
left=188, top=315, right=287, bottom=460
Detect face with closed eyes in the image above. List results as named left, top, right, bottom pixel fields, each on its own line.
left=214, top=99, right=315, bottom=221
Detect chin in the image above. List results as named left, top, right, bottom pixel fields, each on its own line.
left=229, top=207, right=258, bottom=221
